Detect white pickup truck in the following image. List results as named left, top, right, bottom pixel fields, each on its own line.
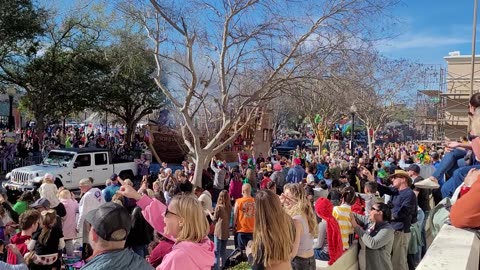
left=3, top=148, right=137, bottom=193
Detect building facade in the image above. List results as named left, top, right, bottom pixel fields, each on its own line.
left=442, top=51, right=480, bottom=140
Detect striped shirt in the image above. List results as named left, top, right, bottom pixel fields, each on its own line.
left=332, top=204, right=353, bottom=250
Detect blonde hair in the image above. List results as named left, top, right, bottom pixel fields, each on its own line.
left=283, top=183, right=318, bottom=237
left=174, top=169, right=183, bottom=180
left=112, top=194, right=125, bottom=206
left=43, top=178, right=54, bottom=184
left=253, top=189, right=294, bottom=268
left=245, top=169, right=256, bottom=188
left=124, top=179, right=133, bottom=187
left=144, top=189, right=155, bottom=198
left=58, top=190, right=71, bottom=200
left=170, top=195, right=209, bottom=243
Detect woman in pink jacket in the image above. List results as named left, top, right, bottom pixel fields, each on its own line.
left=58, top=189, right=79, bottom=256
left=118, top=184, right=215, bottom=270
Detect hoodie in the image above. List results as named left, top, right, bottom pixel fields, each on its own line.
left=82, top=248, right=154, bottom=270
left=7, top=233, right=31, bottom=264
left=314, top=198, right=344, bottom=265
left=136, top=196, right=215, bottom=270
left=158, top=238, right=215, bottom=270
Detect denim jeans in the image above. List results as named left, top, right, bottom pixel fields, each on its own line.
left=237, top=232, right=253, bottom=251
left=214, top=237, right=228, bottom=270
left=314, top=248, right=329, bottom=261
left=432, top=148, right=467, bottom=186
left=292, top=256, right=315, bottom=270
left=441, top=165, right=480, bottom=198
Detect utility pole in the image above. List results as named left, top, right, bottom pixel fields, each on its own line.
left=469, top=0, right=478, bottom=131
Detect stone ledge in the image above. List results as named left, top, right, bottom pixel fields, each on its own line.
left=316, top=241, right=359, bottom=270
left=417, top=224, right=480, bottom=270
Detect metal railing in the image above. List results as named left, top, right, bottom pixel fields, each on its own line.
left=0, top=155, right=43, bottom=174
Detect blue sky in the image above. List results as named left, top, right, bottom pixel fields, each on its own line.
left=49, top=0, right=476, bottom=66
left=379, top=0, right=477, bottom=65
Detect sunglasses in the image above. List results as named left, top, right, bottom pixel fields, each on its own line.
left=371, top=207, right=381, bottom=212
left=165, top=208, right=179, bottom=217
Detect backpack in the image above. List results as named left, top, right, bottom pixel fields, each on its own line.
left=428, top=197, right=452, bottom=238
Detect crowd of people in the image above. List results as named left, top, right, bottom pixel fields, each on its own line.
left=1, top=94, right=480, bottom=269
left=0, top=124, right=147, bottom=175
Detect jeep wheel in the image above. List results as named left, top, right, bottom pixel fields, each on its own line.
left=54, top=178, right=64, bottom=189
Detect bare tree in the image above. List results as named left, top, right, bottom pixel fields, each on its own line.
left=292, top=78, right=348, bottom=151
left=119, top=0, right=399, bottom=186
left=346, top=52, right=422, bottom=157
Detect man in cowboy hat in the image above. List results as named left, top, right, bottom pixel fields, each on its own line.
left=363, top=168, right=417, bottom=270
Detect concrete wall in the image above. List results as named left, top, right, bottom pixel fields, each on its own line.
left=316, top=241, right=359, bottom=270
left=417, top=224, right=480, bottom=270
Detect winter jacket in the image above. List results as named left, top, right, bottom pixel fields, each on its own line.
left=59, top=198, right=79, bottom=239
left=352, top=214, right=394, bottom=270
left=82, top=248, right=154, bottom=270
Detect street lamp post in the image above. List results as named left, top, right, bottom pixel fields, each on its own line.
left=350, top=104, right=357, bottom=151
left=7, top=87, right=16, bottom=131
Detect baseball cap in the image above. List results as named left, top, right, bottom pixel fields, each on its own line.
left=30, top=198, right=50, bottom=209
left=294, top=158, right=302, bottom=165
left=85, top=202, right=131, bottom=241
left=406, top=164, right=421, bottom=174
left=110, top=174, right=118, bottom=181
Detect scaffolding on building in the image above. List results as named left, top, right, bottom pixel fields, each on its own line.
left=416, top=90, right=442, bottom=140
left=439, top=93, right=470, bottom=140
left=415, top=65, right=446, bottom=140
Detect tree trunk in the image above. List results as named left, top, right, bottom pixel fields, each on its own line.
left=35, top=114, right=46, bottom=149
left=125, top=120, right=136, bottom=146
left=192, top=151, right=208, bottom=188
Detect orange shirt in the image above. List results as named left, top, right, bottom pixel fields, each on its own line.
left=235, top=197, right=255, bottom=233
left=450, top=179, right=480, bottom=228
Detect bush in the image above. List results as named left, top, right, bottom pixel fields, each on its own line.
left=227, top=261, right=251, bottom=270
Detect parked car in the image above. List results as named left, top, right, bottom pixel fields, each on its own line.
left=3, top=148, right=137, bottom=194
left=272, top=139, right=311, bottom=157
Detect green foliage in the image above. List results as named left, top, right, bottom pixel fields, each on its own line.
left=89, top=34, right=166, bottom=143
left=227, top=262, right=251, bottom=270
left=0, top=0, right=45, bottom=59
left=0, top=10, right=108, bottom=133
